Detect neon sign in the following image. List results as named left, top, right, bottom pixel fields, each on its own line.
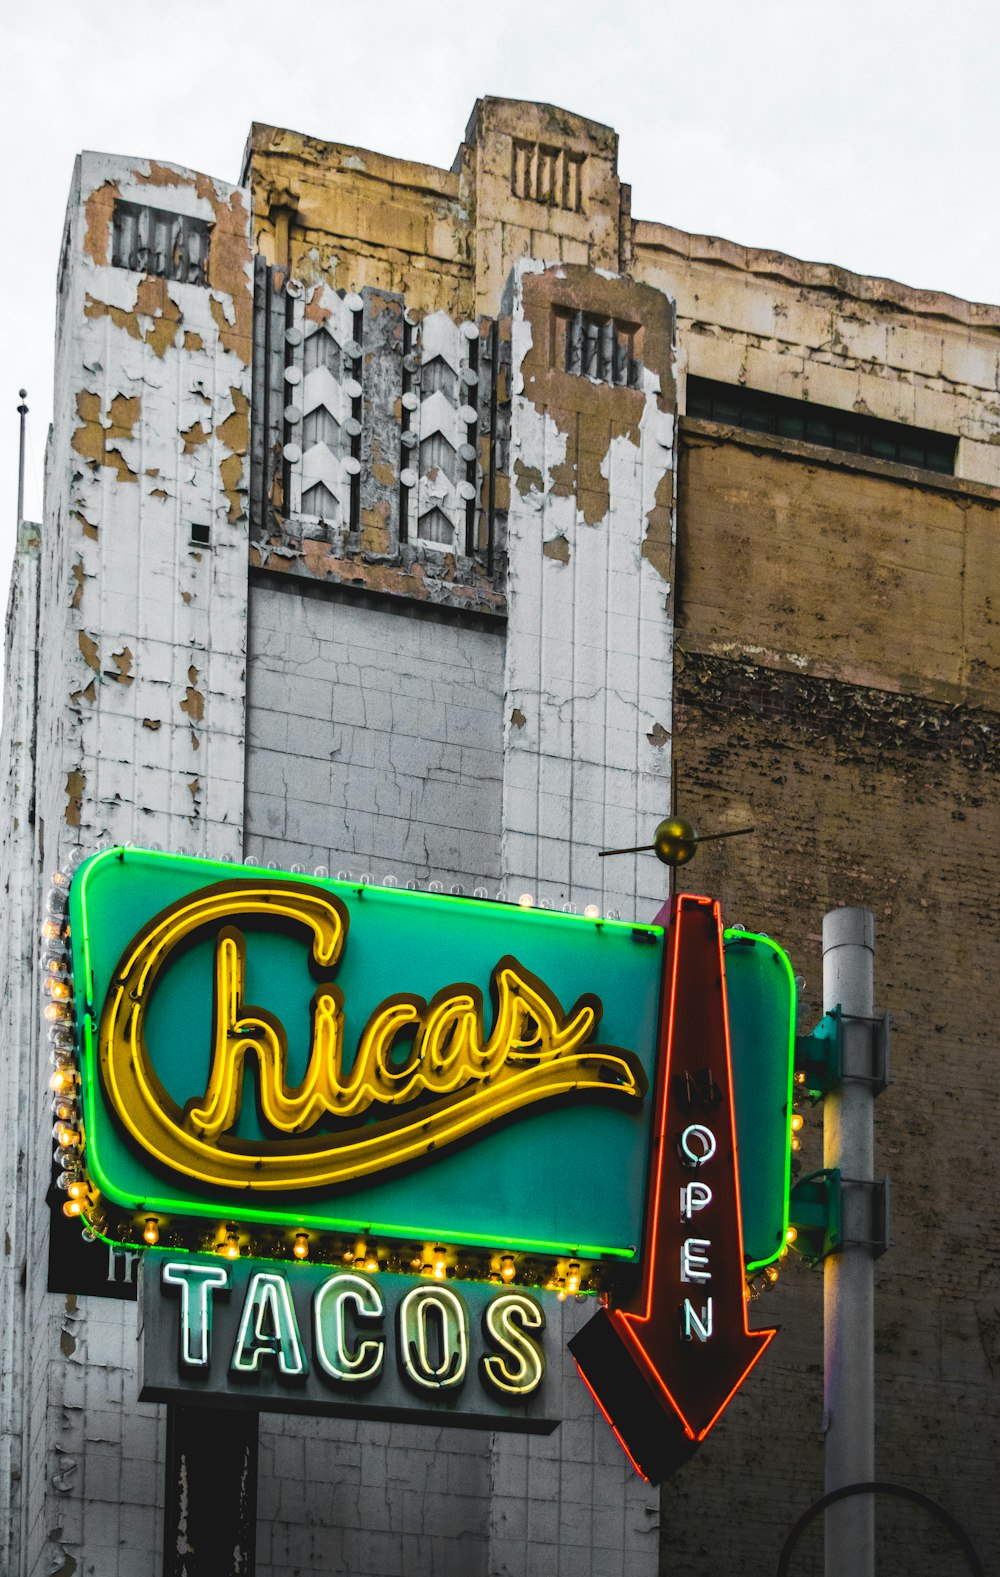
left=52, top=850, right=797, bottom=1467
left=569, top=895, right=777, bottom=1480
left=66, top=849, right=663, bottom=1282
left=140, top=1254, right=555, bottom=1430
left=99, top=879, right=645, bottom=1192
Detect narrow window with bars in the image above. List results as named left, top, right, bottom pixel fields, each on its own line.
left=553, top=309, right=641, bottom=387
left=111, top=200, right=211, bottom=286
left=511, top=141, right=585, bottom=212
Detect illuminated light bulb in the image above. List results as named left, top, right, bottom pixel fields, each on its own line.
left=583, top=904, right=600, bottom=920
left=791, top=1114, right=804, bottom=1133
left=518, top=893, right=533, bottom=908
left=45, top=978, right=71, bottom=1002
left=410, top=1257, right=423, bottom=1271
left=364, top=1254, right=378, bottom=1274
left=785, top=1227, right=798, bottom=1244
left=143, top=1218, right=159, bottom=1246
left=791, top=1136, right=801, bottom=1152
left=63, top=1199, right=82, bottom=1218
left=500, top=1255, right=516, bottom=1283
left=556, top=1281, right=567, bottom=1302
left=765, top=1265, right=780, bottom=1284
left=794, top=1071, right=806, bottom=1085
left=223, top=1233, right=240, bottom=1259
left=566, top=1261, right=581, bottom=1295
left=45, top=956, right=67, bottom=975
left=293, top=1233, right=309, bottom=1260
left=779, top=1245, right=790, bottom=1258
left=49, top=1071, right=68, bottom=1094
left=67, top=1179, right=88, bottom=1200
left=51, top=871, right=69, bottom=888
left=342, top=1248, right=354, bottom=1263
left=44, top=1003, right=72, bottom=1024
left=432, top=1246, right=447, bottom=1280
left=54, top=1124, right=80, bottom=1149
left=41, top=919, right=63, bottom=943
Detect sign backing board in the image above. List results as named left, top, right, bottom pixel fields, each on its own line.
left=69, top=849, right=663, bottom=1281
left=140, top=1252, right=562, bottom=1433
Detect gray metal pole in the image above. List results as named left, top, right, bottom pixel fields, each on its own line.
left=16, top=389, right=28, bottom=525
left=822, top=907, right=875, bottom=1577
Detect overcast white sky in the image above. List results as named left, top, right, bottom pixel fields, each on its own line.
left=2, top=0, right=996, bottom=658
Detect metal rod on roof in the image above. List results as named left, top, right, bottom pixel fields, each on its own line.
left=16, top=389, right=28, bottom=525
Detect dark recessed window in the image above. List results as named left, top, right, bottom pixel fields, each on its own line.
left=190, top=523, right=211, bottom=547
left=555, top=309, right=641, bottom=387
left=687, top=377, right=956, bottom=475
left=112, top=200, right=211, bottom=286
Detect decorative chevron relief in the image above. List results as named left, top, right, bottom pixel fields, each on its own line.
left=408, top=312, right=485, bottom=554
left=250, top=268, right=506, bottom=598
left=281, top=283, right=364, bottom=536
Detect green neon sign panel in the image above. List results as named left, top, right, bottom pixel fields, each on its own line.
left=67, top=851, right=794, bottom=1280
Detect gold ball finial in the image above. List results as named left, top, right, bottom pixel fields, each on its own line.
left=652, top=816, right=698, bottom=867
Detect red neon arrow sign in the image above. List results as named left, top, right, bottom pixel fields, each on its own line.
left=570, top=893, right=776, bottom=1478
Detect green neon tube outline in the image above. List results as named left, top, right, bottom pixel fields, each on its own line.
left=723, top=927, right=796, bottom=1273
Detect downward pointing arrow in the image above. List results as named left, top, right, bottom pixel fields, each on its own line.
left=570, top=894, right=777, bottom=1478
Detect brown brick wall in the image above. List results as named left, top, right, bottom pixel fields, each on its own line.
left=664, top=651, right=999, bottom=1576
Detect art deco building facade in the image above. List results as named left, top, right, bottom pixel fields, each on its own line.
left=0, top=97, right=996, bottom=1575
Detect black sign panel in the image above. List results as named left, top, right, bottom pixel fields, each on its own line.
left=140, top=1253, right=564, bottom=1433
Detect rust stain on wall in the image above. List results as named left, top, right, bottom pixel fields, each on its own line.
left=108, top=647, right=134, bottom=685
left=71, top=392, right=137, bottom=483
left=642, top=466, right=673, bottom=582
left=64, top=770, right=85, bottom=828
left=107, top=394, right=141, bottom=440
left=73, top=510, right=98, bottom=541
left=220, top=454, right=244, bottom=522
left=196, top=175, right=253, bottom=362
left=134, top=161, right=195, bottom=190
left=84, top=277, right=182, bottom=358
left=83, top=180, right=119, bottom=266
left=216, top=389, right=249, bottom=454
left=180, top=666, right=205, bottom=722
left=78, top=631, right=99, bottom=672
left=181, top=421, right=211, bottom=455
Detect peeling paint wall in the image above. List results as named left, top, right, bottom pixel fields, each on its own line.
left=501, top=261, right=676, bottom=919
left=245, top=584, right=505, bottom=888
left=0, top=522, right=41, bottom=1576
left=19, top=149, right=254, bottom=1577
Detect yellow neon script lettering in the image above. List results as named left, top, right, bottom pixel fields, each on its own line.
left=98, top=879, right=646, bottom=1193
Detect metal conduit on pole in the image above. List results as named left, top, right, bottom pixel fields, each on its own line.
left=822, top=907, right=876, bottom=1577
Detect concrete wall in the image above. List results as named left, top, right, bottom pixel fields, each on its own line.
left=245, top=580, right=505, bottom=890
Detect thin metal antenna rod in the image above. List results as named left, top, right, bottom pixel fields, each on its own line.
left=16, top=389, right=28, bottom=525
